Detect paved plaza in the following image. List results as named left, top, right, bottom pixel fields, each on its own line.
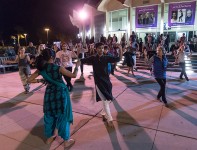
left=0, top=65, right=197, bottom=150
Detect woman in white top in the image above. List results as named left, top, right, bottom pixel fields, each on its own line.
left=176, top=45, right=189, bottom=81
left=56, top=42, right=77, bottom=91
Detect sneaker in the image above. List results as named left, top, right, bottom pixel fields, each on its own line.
left=164, top=103, right=169, bottom=108
left=24, top=90, right=29, bottom=94
left=102, top=115, right=107, bottom=122
left=79, top=74, right=85, bottom=81
left=186, top=78, right=189, bottom=81
left=107, top=121, right=114, bottom=128
left=64, top=139, right=75, bottom=149
left=157, top=97, right=161, bottom=101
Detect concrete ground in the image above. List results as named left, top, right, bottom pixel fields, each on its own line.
left=0, top=65, right=197, bottom=150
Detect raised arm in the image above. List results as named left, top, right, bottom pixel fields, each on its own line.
left=5, top=55, right=19, bottom=64
left=71, top=48, right=77, bottom=58
left=60, top=60, right=80, bottom=78
left=27, top=70, right=41, bottom=83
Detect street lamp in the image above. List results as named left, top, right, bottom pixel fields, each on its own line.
left=78, top=10, right=88, bottom=45
left=44, top=28, right=50, bottom=44
left=24, top=33, right=27, bottom=46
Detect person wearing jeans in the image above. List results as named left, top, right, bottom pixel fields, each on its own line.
left=149, top=47, right=169, bottom=107
left=176, top=45, right=189, bottom=81
left=56, top=42, right=77, bottom=92
left=155, top=78, right=167, bottom=104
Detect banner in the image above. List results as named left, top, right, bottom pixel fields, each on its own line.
left=136, top=5, right=158, bottom=28
left=168, top=1, right=196, bottom=26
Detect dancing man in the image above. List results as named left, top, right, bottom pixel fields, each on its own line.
left=81, top=42, right=123, bottom=127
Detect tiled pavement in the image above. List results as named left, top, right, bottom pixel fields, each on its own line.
left=0, top=65, right=196, bottom=150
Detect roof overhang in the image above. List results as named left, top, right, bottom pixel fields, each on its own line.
left=98, top=0, right=131, bottom=12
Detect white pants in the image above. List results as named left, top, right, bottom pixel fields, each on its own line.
left=132, top=55, right=136, bottom=68
left=96, top=85, right=113, bottom=121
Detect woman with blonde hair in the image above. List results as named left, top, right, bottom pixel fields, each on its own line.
left=6, top=47, right=31, bottom=93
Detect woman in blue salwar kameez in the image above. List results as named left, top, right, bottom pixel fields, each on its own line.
left=27, top=48, right=80, bottom=149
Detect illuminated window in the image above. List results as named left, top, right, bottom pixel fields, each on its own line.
left=109, top=9, right=128, bottom=31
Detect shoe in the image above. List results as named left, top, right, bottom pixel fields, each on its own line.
left=157, top=97, right=161, bottom=102
left=64, top=139, right=75, bottom=149
left=186, top=78, right=189, bottom=81
left=107, top=121, right=114, bottom=128
left=180, top=76, right=183, bottom=80
left=102, top=115, right=107, bottom=122
left=24, top=90, right=29, bottom=94
left=79, top=75, right=85, bottom=81
left=164, top=103, right=169, bottom=108
left=46, top=136, right=56, bottom=145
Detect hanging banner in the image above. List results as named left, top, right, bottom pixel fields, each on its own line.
left=168, top=1, right=196, bottom=26
left=136, top=5, right=158, bottom=28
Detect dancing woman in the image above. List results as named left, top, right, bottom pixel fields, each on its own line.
left=27, top=48, right=80, bottom=148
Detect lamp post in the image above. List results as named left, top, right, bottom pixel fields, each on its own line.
left=24, top=33, right=27, bottom=46
left=44, top=28, right=50, bottom=44
left=78, top=10, right=88, bottom=45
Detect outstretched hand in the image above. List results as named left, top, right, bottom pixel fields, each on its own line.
left=39, top=79, right=48, bottom=85
left=76, top=59, right=81, bottom=68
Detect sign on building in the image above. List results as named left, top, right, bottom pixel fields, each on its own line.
left=168, top=1, right=196, bottom=27
left=135, top=5, right=158, bottom=28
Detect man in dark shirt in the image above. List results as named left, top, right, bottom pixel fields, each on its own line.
left=81, top=42, right=122, bottom=128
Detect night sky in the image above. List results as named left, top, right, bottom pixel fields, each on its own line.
left=0, top=0, right=88, bottom=45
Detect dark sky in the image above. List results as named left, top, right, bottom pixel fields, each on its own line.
left=0, top=0, right=88, bottom=44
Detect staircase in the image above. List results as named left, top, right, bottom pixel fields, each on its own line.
left=118, top=53, right=197, bottom=73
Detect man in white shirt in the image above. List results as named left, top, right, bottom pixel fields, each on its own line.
left=56, top=42, right=77, bottom=91
left=76, top=43, right=88, bottom=80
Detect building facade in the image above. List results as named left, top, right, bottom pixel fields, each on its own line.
left=98, top=0, right=197, bottom=43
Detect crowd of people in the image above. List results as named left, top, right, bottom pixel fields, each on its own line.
left=4, top=31, right=194, bottom=149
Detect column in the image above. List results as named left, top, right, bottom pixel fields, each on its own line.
left=160, top=2, right=165, bottom=34
left=106, top=11, right=109, bottom=37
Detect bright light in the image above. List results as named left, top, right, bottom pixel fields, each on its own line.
left=87, top=30, right=91, bottom=37
left=103, top=26, right=106, bottom=32
left=78, top=10, right=88, bottom=20
left=45, top=28, right=50, bottom=32
left=103, top=26, right=106, bottom=37
left=24, top=33, right=27, bottom=36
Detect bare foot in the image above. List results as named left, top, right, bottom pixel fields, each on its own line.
left=64, top=139, right=75, bottom=149
left=46, top=136, right=56, bottom=145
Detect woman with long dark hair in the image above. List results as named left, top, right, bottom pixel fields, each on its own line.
left=27, top=48, right=80, bottom=148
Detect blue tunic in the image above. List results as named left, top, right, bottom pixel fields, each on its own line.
left=152, top=55, right=168, bottom=79
left=40, top=63, right=73, bottom=123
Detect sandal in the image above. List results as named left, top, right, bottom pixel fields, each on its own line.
left=64, top=139, right=75, bottom=149
left=46, top=136, right=56, bottom=145
left=102, top=115, right=107, bottom=122
left=107, top=121, right=114, bottom=128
